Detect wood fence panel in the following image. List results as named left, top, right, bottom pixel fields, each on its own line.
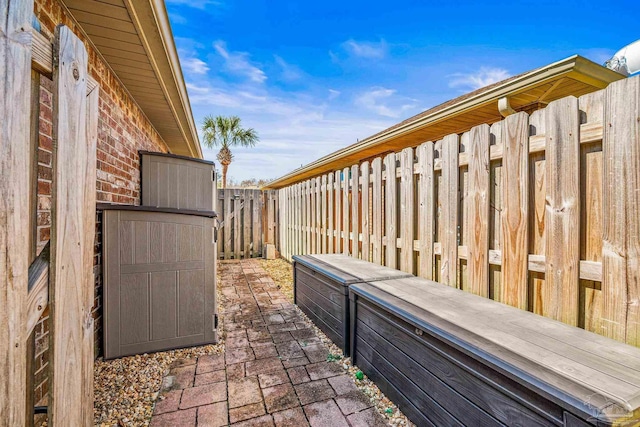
left=321, top=175, right=327, bottom=253
left=343, top=167, right=350, bottom=255
left=468, top=124, right=490, bottom=297
left=305, top=180, right=311, bottom=254
left=500, top=112, right=530, bottom=309
left=224, top=191, right=232, bottom=259
left=579, top=91, right=604, bottom=333
left=400, top=147, right=414, bottom=273
left=217, top=189, right=265, bottom=259
left=361, top=162, right=370, bottom=262
left=351, top=164, right=360, bottom=258
left=233, top=193, right=241, bottom=259
left=602, top=76, right=640, bottom=345
left=489, top=122, right=503, bottom=300
left=529, top=109, right=546, bottom=316
left=441, top=134, right=459, bottom=286
left=327, top=173, right=334, bottom=253
left=82, top=83, right=99, bottom=426
left=273, top=82, right=640, bottom=348
left=316, top=177, right=321, bottom=253
left=372, top=157, right=382, bottom=264
left=0, top=1, right=33, bottom=424
left=243, top=190, right=250, bottom=258
left=310, top=178, right=316, bottom=253
left=253, top=189, right=262, bottom=258
left=417, top=141, right=434, bottom=279
left=544, top=96, right=580, bottom=325
left=50, top=25, right=90, bottom=426
left=384, top=153, right=397, bottom=268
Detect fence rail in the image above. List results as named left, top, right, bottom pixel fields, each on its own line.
left=277, top=75, right=640, bottom=347
left=217, top=189, right=279, bottom=259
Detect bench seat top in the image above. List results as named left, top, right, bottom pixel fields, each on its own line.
left=350, top=277, right=640, bottom=425
left=293, top=254, right=412, bottom=285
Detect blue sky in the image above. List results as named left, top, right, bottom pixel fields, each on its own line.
left=165, top=0, right=639, bottom=183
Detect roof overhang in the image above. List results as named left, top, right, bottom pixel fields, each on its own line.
left=265, top=55, right=623, bottom=189
left=60, top=0, right=202, bottom=158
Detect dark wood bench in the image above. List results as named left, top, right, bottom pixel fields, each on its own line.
left=292, top=254, right=411, bottom=355
left=349, top=277, right=640, bottom=426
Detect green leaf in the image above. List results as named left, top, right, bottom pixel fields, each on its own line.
left=355, top=370, right=364, bottom=380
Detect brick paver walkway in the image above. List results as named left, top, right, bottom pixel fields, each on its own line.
left=150, top=259, right=388, bottom=427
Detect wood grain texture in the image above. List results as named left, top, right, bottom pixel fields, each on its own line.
left=321, top=175, right=327, bottom=253
left=384, top=153, right=397, bottom=268
left=441, top=134, right=459, bottom=286
left=417, top=141, right=435, bottom=280
left=82, top=83, right=99, bottom=426
left=315, top=177, right=321, bottom=253
left=544, top=97, right=580, bottom=325
left=372, top=157, right=383, bottom=264
left=343, top=167, right=350, bottom=255
left=224, top=190, right=232, bottom=259
left=351, top=164, right=360, bottom=258
left=602, top=76, right=640, bottom=345
left=0, top=1, right=32, bottom=424
left=528, top=109, right=547, bottom=316
left=500, top=112, right=530, bottom=309
left=361, top=162, right=370, bottom=262
left=49, top=25, right=90, bottom=426
left=400, top=147, right=414, bottom=273
left=578, top=91, right=604, bottom=334
left=468, top=125, right=490, bottom=297
left=310, top=178, right=316, bottom=252
left=335, top=170, right=342, bottom=254
left=327, top=173, right=334, bottom=253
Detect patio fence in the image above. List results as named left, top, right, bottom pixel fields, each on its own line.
left=217, top=189, right=279, bottom=259
left=275, top=75, right=640, bottom=347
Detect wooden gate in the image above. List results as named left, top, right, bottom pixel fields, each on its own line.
left=0, top=12, right=98, bottom=426
left=217, top=189, right=279, bottom=259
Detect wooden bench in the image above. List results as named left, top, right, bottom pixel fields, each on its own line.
left=349, top=277, right=640, bottom=426
left=292, top=254, right=411, bottom=355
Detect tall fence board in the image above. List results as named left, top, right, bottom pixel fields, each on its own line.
left=276, top=76, right=640, bottom=347
left=0, top=1, right=34, bottom=424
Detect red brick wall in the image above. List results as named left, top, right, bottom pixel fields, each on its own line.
left=32, top=0, right=171, bottom=406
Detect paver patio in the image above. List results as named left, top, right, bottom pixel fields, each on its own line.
left=150, top=259, right=388, bottom=427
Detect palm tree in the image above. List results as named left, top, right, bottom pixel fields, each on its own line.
left=201, top=115, right=259, bottom=188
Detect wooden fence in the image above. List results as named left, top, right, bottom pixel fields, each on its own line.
left=278, top=75, right=640, bottom=347
left=1, top=10, right=98, bottom=426
left=217, top=189, right=278, bottom=259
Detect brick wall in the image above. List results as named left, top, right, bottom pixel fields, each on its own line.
left=32, top=0, right=171, bottom=406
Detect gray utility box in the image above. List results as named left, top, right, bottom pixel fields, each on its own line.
left=292, top=254, right=411, bottom=355
left=349, top=277, right=640, bottom=427
left=140, top=151, right=216, bottom=211
left=101, top=205, right=217, bottom=359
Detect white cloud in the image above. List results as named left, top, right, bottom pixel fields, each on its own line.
left=213, top=41, right=267, bottom=83
left=184, top=78, right=394, bottom=181
left=328, top=89, right=341, bottom=100
left=448, top=67, right=511, bottom=91
left=166, top=0, right=221, bottom=9
left=181, top=57, right=209, bottom=75
left=341, top=39, right=388, bottom=59
left=354, top=87, right=418, bottom=118
left=274, top=55, right=303, bottom=81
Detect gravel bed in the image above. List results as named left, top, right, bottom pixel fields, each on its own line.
left=259, top=258, right=294, bottom=302
left=93, top=279, right=225, bottom=426
left=259, top=257, right=413, bottom=426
